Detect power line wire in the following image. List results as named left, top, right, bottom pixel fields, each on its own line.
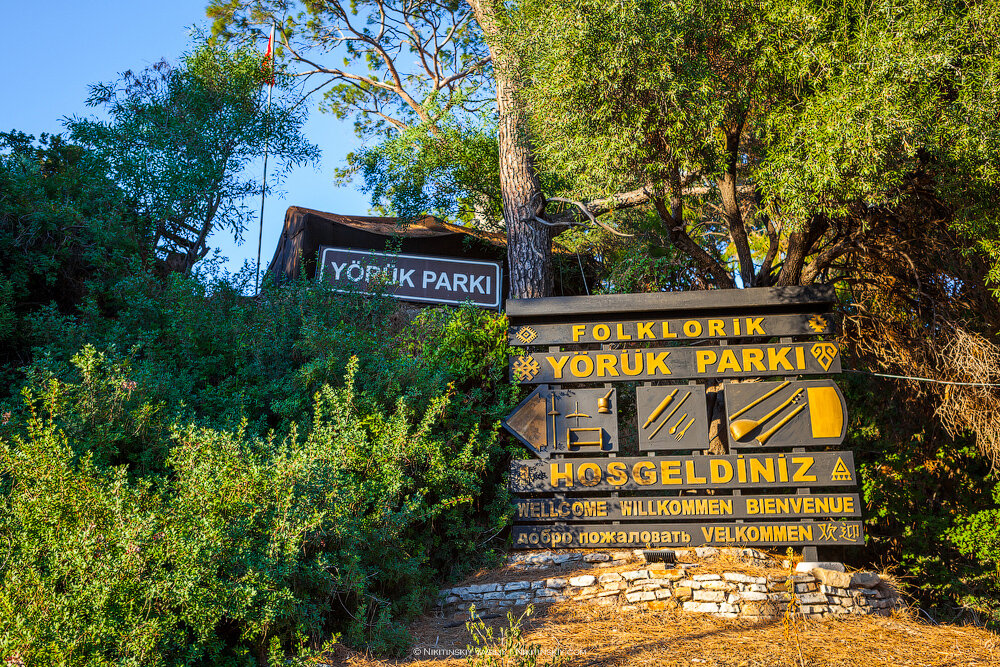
left=843, top=369, right=1000, bottom=388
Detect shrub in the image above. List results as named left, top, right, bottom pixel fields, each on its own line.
left=843, top=372, right=1000, bottom=626
left=0, top=282, right=519, bottom=664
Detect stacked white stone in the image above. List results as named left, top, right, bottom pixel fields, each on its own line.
left=438, top=564, right=901, bottom=620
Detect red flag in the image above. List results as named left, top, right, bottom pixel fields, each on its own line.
left=262, top=25, right=275, bottom=86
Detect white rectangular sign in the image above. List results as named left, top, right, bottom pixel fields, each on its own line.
left=318, top=246, right=502, bottom=308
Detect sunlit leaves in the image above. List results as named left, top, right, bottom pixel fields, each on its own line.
left=66, top=39, right=319, bottom=263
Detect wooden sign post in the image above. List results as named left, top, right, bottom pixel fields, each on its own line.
left=502, top=286, right=862, bottom=555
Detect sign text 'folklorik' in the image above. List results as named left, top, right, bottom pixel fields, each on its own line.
left=511, top=342, right=841, bottom=384
left=509, top=313, right=833, bottom=346
left=512, top=520, right=864, bottom=549
left=319, top=246, right=501, bottom=308
left=509, top=452, right=856, bottom=493
left=514, top=493, right=862, bottom=522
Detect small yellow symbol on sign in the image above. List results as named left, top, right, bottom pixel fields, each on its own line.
left=513, top=355, right=540, bottom=381
left=840, top=524, right=861, bottom=541
left=831, top=457, right=852, bottom=482
left=517, top=465, right=533, bottom=486
left=811, top=342, right=839, bottom=371
left=515, top=326, right=538, bottom=344
left=819, top=523, right=839, bottom=541
left=808, top=315, right=828, bottom=333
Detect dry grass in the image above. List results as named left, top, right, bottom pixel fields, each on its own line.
left=323, top=603, right=998, bottom=667
left=675, top=549, right=780, bottom=578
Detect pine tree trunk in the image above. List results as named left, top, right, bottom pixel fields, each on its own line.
left=468, top=0, right=552, bottom=298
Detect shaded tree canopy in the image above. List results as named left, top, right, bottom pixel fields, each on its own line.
left=207, top=1, right=493, bottom=137
left=513, top=0, right=1000, bottom=288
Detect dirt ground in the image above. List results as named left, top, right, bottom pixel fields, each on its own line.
left=324, top=602, right=999, bottom=667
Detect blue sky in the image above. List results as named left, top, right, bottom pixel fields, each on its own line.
left=1, top=0, right=370, bottom=275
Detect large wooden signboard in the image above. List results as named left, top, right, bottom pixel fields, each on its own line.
left=501, top=286, right=862, bottom=551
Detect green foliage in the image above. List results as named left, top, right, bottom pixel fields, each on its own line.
left=510, top=0, right=1000, bottom=288
left=349, top=116, right=502, bottom=226
left=465, top=605, right=566, bottom=667
left=843, top=373, right=1000, bottom=626
left=0, top=282, right=518, bottom=664
left=0, top=131, right=148, bottom=386
left=66, top=39, right=318, bottom=263
left=949, top=506, right=1000, bottom=570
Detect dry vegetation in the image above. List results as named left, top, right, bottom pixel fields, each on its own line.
left=325, top=603, right=998, bottom=667
left=840, top=208, right=1000, bottom=468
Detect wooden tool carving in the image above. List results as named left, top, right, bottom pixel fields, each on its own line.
left=642, top=388, right=678, bottom=428
left=757, top=404, right=806, bottom=445
left=729, top=388, right=804, bottom=440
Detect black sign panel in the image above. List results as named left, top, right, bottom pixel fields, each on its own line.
left=725, top=379, right=847, bottom=448
left=509, top=452, right=857, bottom=493
left=511, top=520, right=865, bottom=549
left=505, top=286, right=836, bottom=320
left=511, top=342, right=841, bottom=384
left=319, top=246, right=501, bottom=308
left=637, top=385, right=708, bottom=449
left=509, top=313, right=833, bottom=346
left=503, top=386, right=618, bottom=459
left=514, top=493, right=862, bottom=522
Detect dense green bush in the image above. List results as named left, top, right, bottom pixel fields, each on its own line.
left=0, top=131, right=149, bottom=389
left=2, top=129, right=520, bottom=663
left=0, top=273, right=519, bottom=665
left=843, top=373, right=1000, bottom=626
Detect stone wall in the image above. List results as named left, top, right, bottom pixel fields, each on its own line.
left=437, top=550, right=902, bottom=621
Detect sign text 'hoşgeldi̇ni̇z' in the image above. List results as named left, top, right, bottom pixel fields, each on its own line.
left=502, top=287, right=863, bottom=550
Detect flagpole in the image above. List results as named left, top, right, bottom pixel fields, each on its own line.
left=255, top=23, right=275, bottom=297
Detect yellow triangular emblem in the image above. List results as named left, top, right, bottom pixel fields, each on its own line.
left=831, top=457, right=852, bottom=482
left=811, top=342, right=839, bottom=371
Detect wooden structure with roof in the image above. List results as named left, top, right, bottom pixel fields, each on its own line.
left=266, top=207, right=590, bottom=300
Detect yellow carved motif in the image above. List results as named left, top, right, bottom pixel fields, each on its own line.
left=515, top=326, right=538, bottom=344
left=808, top=315, right=828, bottom=333
left=831, top=457, right=853, bottom=482
left=811, top=342, right=839, bottom=371
left=512, top=355, right=540, bottom=381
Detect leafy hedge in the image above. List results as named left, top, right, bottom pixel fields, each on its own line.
left=0, top=276, right=518, bottom=665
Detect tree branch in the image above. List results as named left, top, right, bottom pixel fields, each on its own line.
left=545, top=185, right=654, bottom=225
left=543, top=198, right=633, bottom=237
left=719, top=122, right=755, bottom=286
left=654, top=169, right=736, bottom=290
